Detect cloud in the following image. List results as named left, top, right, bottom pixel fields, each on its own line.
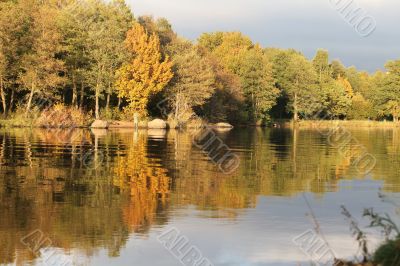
left=128, top=0, right=400, bottom=71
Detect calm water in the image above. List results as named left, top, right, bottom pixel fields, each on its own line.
left=1, top=127, right=400, bottom=266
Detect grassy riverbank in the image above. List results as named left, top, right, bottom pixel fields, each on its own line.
left=277, top=120, right=400, bottom=129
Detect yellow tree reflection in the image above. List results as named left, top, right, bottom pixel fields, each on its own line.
left=113, top=131, right=170, bottom=232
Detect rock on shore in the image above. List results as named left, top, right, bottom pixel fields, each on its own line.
left=213, top=122, right=233, bottom=128
left=90, top=120, right=108, bottom=129
left=148, top=119, right=167, bottom=129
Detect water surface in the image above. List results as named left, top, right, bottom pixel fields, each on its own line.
left=1, top=127, right=400, bottom=265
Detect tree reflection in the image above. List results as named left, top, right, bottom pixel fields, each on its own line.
left=0, top=127, right=400, bottom=264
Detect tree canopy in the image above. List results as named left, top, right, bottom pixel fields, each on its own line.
left=0, top=0, right=399, bottom=125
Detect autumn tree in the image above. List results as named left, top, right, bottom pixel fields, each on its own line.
left=0, top=0, right=33, bottom=114
left=330, top=60, right=346, bottom=79
left=115, top=22, right=173, bottom=117
left=19, top=3, right=65, bottom=116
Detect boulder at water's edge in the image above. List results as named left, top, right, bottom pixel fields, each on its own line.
left=214, top=122, right=233, bottom=128
left=148, top=119, right=167, bottom=129
left=90, top=120, right=108, bottom=129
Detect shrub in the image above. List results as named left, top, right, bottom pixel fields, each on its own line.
left=99, top=107, right=135, bottom=121
left=373, top=239, right=400, bottom=266
left=36, top=104, right=91, bottom=128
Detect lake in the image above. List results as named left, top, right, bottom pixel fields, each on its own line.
left=0, top=127, right=399, bottom=266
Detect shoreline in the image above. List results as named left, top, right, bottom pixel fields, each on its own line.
left=1, top=119, right=400, bottom=130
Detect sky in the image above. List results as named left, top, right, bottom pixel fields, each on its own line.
left=127, top=0, right=400, bottom=72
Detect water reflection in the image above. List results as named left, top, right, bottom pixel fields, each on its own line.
left=0, top=127, right=399, bottom=265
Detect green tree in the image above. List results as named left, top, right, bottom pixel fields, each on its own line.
left=312, top=49, right=330, bottom=82
left=202, top=55, right=244, bottom=124
left=199, top=32, right=278, bottom=123
left=165, top=42, right=215, bottom=126
left=236, top=47, right=279, bottom=123
left=279, top=52, right=319, bottom=121
left=138, top=16, right=176, bottom=47
left=378, top=60, right=400, bottom=122
left=85, top=0, right=133, bottom=119
left=58, top=0, right=91, bottom=108
left=348, top=93, right=373, bottom=120
left=321, top=79, right=352, bottom=119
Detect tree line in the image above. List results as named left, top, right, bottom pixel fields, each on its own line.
left=1, top=0, right=399, bottom=126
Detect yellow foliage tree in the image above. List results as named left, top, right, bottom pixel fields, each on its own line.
left=337, top=75, right=354, bottom=98
left=115, top=22, right=173, bottom=116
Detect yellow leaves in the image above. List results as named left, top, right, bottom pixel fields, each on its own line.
left=115, top=22, right=173, bottom=116
left=113, top=132, right=170, bottom=229
left=337, top=76, right=354, bottom=98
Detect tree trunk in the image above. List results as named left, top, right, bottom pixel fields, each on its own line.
left=72, top=72, right=78, bottom=108
left=133, top=112, right=138, bottom=130
left=174, top=94, right=180, bottom=124
left=251, top=91, right=256, bottom=122
left=80, top=81, right=84, bottom=110
left=9, top=89, right=14, bottom=113
left=0, top=77, right=6, bottom=115
left=25, top=83, right=35, bottom=117
left=117, top=96, right=121, bottom=110
left=293, top=92, right=299, bottom=122
left=292, top=126, right=298, bottom=176
left=106, top=93, right=110, bottom=110
left=95, top=65, right=103, bottom=119
left=95, top=83, right=100, bottom=119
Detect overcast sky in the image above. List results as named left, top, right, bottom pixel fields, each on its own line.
left=127, top=0, right=399, bottom=72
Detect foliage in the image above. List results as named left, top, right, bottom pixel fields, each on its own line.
left=115, top=22, right=173, bottom=117
left=236, top=46, right=279, bottom=123
left=19, top=3, right=65, bottom=116
left=313, top=49, right=330, bottom=82
left=199, top=32, right=278, bottom=123
left=138, top=15, right=176, bottom=48
left=341, top=206, right=371, bottom=262
left=202, top=55, right=244, bottom=124
left=282, top=52, right=320, bottom=120
left=373, top=239, right=400, bottom=266
left=36, top=103, right=90, bottom=127
left=0, top=0, right=399, bottom=125
left=341, top=206, right=400, bottom=266
left=165, top=41, right=215, bottom=126
left=82, top=0, right=133, bottom=118
left=376, top=60, right=400, bottom=122
left=321, top=79, right=352, bottom=119
left=363, top=208, right=400, bottom=266
left=348, top=93, right=373, bottom=120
